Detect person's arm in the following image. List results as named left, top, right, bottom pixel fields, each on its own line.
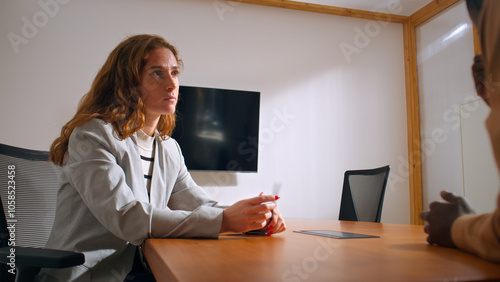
left=65, top=120, right=222, bottom=244
left=451, top=193, right=500, bottom=263
left=420, top=191, right=500, bottom=263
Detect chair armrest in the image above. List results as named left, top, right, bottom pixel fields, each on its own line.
left=0, top=246, right=84, bottom=268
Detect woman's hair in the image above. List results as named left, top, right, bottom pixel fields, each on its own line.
left=50, top=34, right=182, bottom=166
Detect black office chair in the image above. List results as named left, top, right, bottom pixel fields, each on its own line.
left=0, top=143, right=84, bottom=282
left=338, top=165, right=390, bottom=223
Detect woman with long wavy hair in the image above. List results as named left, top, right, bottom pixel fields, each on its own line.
left=39, top=34, right=286, bottom=282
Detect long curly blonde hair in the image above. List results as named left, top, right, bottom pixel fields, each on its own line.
left=50, top=34, right=182, bottom=165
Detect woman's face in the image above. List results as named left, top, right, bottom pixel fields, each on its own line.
left=140, top=47, right=180, bottom=120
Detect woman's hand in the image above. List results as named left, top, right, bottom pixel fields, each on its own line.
left=265, top=206, right=287, bottom=236
left=220, top=195, right=279, bottom=233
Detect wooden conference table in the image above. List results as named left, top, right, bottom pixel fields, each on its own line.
left=143, top=218, right=500, bottom=281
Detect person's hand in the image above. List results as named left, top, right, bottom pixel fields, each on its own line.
left=220, top=195, right=279, bottom=233
left=420, top=190, right=475, bottom=248
left=264, top=206, right=287, bottom=236
left=472, top=54, right=490, bottom=106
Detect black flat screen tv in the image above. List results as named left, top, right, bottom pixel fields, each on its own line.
left=171, top=85, right=260, bottom=172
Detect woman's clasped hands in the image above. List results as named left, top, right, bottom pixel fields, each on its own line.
left=220, top=193, right=286, bottom=236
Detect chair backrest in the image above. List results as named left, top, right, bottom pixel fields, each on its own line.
left=338, top=165, right=390, bottom=223
left=0, top=143, right=60, bottom=249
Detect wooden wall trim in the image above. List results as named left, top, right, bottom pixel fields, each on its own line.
left=403, top=21, right=423, bottom=225
left=473, top=26, right=482, bottom=55
left=409, top=0, right=460, bottom=26
left=229, top=0, right=408, bottom=23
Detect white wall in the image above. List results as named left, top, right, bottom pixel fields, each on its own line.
left=0, top=0, right=409, bottom=223
left=415, top=1, right=476, bottom=207
left=461, top=98, right=498, bottom=214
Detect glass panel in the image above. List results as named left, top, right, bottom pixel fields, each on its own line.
left=415, top=1, right=475, bottom=206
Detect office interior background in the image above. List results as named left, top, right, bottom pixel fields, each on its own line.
left=0, top=0, right=496, bottom=224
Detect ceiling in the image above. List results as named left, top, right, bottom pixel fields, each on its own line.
left=289, top=0, right=435, bottom=16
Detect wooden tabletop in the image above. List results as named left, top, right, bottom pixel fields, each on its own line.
left=143, top=218, right=500, bottom=281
